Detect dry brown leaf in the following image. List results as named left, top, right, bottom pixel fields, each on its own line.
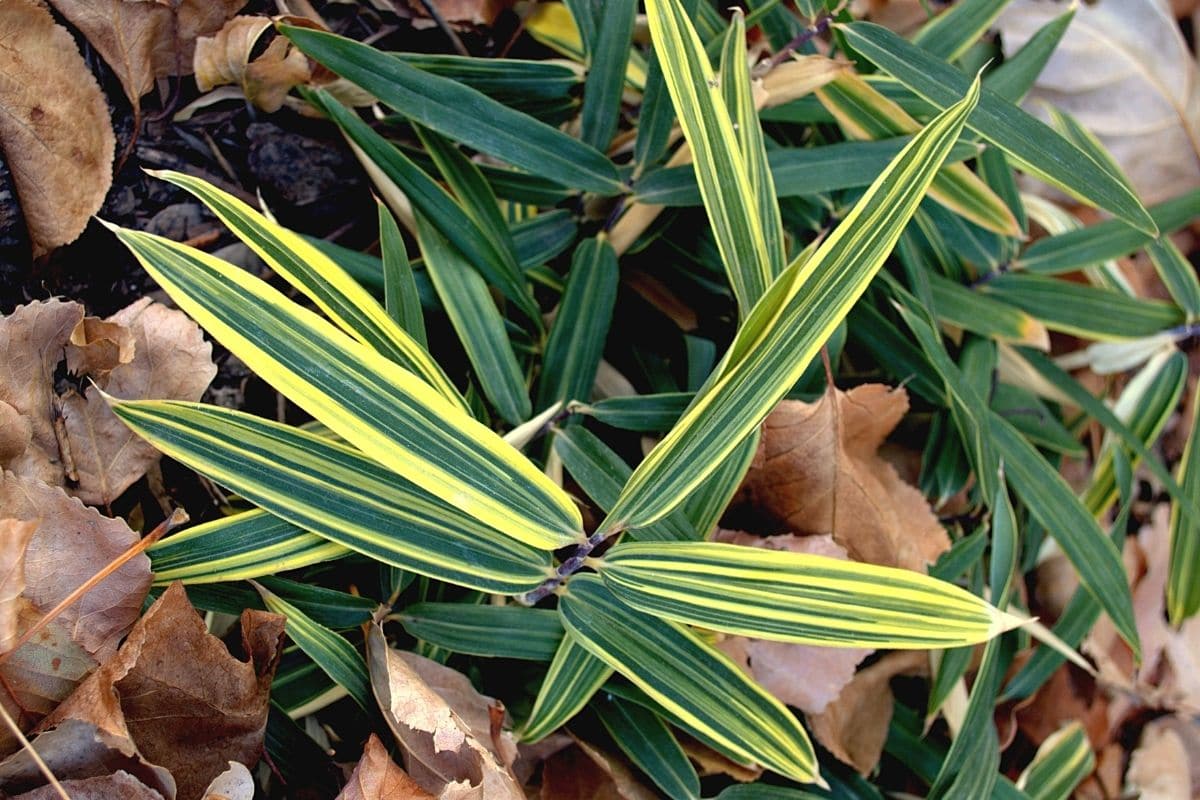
left=0, top=519, right=36, bottom=654
left=0, top=1, right=115, bottom=256
left=713, top=531, right=872, bottom=715
left=0, top=471, right=150, bottom=662
left=539, top=740, right=658, bottom=800
left=1126, top=718, right=1193, bottom=799
left=66, top=316, right=135, bottom=379
left=738, top=384, right=950, bottom=572
left=39, top=582, right=285, bottom=800
left=675, top=733, right=762, bottom=782
left=405, top=0, right=508, bottom=28
left=61, top=298, right=216, bottom=507
left=47, top=0, right=247, bottom=114
left=201, top=761, right=254, bottom=800
left=366, top=623, right=523, bottom=800
left=336, top=734, right=435, bottom=800
left=195, top=16, right=312, bottom=113
left=11, top=771, right=167, bottom=800
left=0, top=301, right=84, bottom=486
left=996, top=0, right=1200, bottom=205
left=806, top=650, right=928, bottom=775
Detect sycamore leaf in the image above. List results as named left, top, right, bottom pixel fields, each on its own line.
left=713, top=531, right=872, bottom=715
left=38, top=583, right=285, bottom=800
left=540, top=739, right=659, bottom=800
left=0, top=519, right=35, bottom=654
left=996, top=0, right=1200, bottom=204
left=336, top=734, right=434, bottom=800
left=201, top=762, right=255, bottom=800
left=737, top=384, right=950, bottom=572
left=9, top=772, right=167, bottom=800
left=0, top=1, right=114, bottom=255
left=1126, top=718, right=1192, bottom=800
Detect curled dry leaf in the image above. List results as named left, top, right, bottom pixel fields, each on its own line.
left=365, top=623, right=523, bottom=800
left=35, top=582, right=285, bottom=800
left=46, top=0, right=247, bottom=115
left=200, top=761, right=254, bottom=800
left=0, top=0, right=115, bottom=256
left=195, top=16, right=312, bottom=113
left=996, top=0, right=1200, bottom=204
left=62, top=298, right=217, bottom=507
left=738, top=384, right=950, bottom=572
left=806, top=650, right=929, bottom=775
left=714, top=531, right=872, bottom=715
left=404, top=0, right=509, bottom=29
left=0, top=299, right=216, bottom=507
left=1126, top=718, right=1193, bottom=799
left=336, top=734, right=434, bottom=800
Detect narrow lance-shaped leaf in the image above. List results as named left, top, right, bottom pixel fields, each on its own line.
left=536, top=237, right=620, bottom=410
left=520, top=631, right=613, bottom=743
left=837, top=22, right=1157, bottom=235
left=107, top=225, right=582, bottom=550
left=558, top=575, right=820, bottom=784
left=580, top=0, right=636, bottom=151
left=280, top=24, right=624, bottom=194
left=1169, top=378, right=1200, bottom=624
left=113, top=400, right=555, bottom=594
left=414, top=212, right=532, bottom=425
left=594, top=695, right=701, bottom=800
left=398, top=603, right=563, bottom=661
left=816, top=73, right=1021, bottom=237
left=255, top=582, right=373, bottom=712
left=599, top=541, right=1018, bottom=648
left=721, top=10, right=786, bottom=277
left=602, top=73, right=983, bottom=533
left=377, top=200, right=427, bottom=347
left=153, top=170, right=465, bottom=412
left=647, top=0, right=776, bottom=315
left=913, top=0, right=1013, bottom=62
left=1016, top=722, right=1095, bottom=800
left=149, top=510, right=348, bottom=585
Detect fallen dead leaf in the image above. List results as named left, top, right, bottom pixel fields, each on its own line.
left=337, top=734, right=435, bottom=800
left=713, top=531, right=872, bottom=715
left=0, top=1, right=115, bottom=256
left=201, top=761, right=254, bottom=800
left=47, top=0, right=248, bottom=117
left=11, top=771, right=167, bottom=799
left=996, top=0, right=1200, bottom=204
left=404, top=0, right=510, bottom=29
left=0, top=519, right=36, bottom=654
left=62, top=297, right=217, bottom=507
left=539, top=738, right=658, bottom=800
left=37, top=582, right=285, bottom=800
left=1126, top=718, right=1193, bottom=799
left=0, top=299, right=216, bottom=507
left=806, top=650, right=928, bottom=775
left=195, top=16, right=312, bottom=113
left=0, top=299, right=84, bottom=487
left=738, top=384, right=951, bottom=572
left=366, top=623, right=523, bottom=800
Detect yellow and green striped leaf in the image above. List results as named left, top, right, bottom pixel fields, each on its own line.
left=558, top=575, right=819, bottom=784
left=816, top=73, right=1020, bottom=237
left=720, top=10, right=786, bottom=279
left=599, top=541, right=1017, bottom=648
left=279, top=24, right=623, bottom=195
left=112, top=400, right=555, bottom=594
left=1169, top=379, right=1200, bottom=624
left=149, top=510, right=347, bottom=585
left=647, top=0, right=776, bottom=315
left=520, top=631, right=613, bottom=743
left=601, top=74, right=983, bottom=533
left=377, top=200, right=427, bottom=346
left=913, top=0, right=1013, bottom=63
left=108, top=225, right=582, bottom=550
left=154, top=170, right=466, bottom=412
left=398, top=603, right=563, bottom=661
left=1016, top=722, right=1094, bottom=800
left=255, top=582, right=373, bottom=712
left=837, top=22, right=1157, bottom=235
